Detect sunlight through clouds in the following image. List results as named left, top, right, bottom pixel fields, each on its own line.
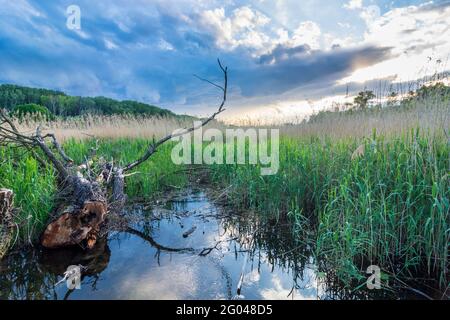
left=342, top=2, right=450, bottom=83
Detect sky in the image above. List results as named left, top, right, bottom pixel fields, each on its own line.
left=0, top=0, right=449, bottom=122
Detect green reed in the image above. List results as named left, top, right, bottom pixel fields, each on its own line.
left=210, top=129, right=449, bottom=288
left=0, top=146, right=56, bottom=244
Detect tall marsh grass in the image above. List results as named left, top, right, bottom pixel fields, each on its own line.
left=210, top=130, right=449, bottom=288
left=279, top=100, right=448, bottom=140
left=208, top=90, right=450, bottom=288
left=10, top=114, right=201, bottom=142
left=0, top=146, right=55, bottom=244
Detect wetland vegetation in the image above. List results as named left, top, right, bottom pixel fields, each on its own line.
left=1, top=82, right=448, bottom=299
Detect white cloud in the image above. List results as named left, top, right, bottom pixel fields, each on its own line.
left=359, top=5, right=381, bottom=27
left=342, top=0, right=381, bottom=27
left=116, top=260, right=199, bottom=299
left=343, top=0, right=363, bottom=10
left=199, top=5, right=327, bottom=56
left=323, top=33, right=354, bottom=50
left=199, top=6, right=270, bottom=52
left=259, top=273, right=320, bottom=300
left=158, top=38, right=175, bottom=51
left=104, top=38, right=118, bottom=50
left=290, top=21, right=322, bottom=49
left=1, top=0, right=43, bottom=20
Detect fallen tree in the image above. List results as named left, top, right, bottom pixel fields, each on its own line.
left=0, top=59, right=228, bottom=250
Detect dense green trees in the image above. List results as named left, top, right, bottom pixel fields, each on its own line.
left=0, top=84, right=175, bottom=117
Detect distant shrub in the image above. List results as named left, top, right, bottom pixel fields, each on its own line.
left=415, top=82, right=450, bottom=99
left=12, top=103, right=54, bottom=121
left=354, top=90, right=375, bottom=110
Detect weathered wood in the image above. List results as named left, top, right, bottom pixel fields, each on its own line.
left=0, top=189, right=13, bottom=222
left=41, top=200, right=107, bottom=249
left=40, top=171, right=110, bottom=249
left=0, top=189, right=14, bottom=259
left=111, top=169, right=126, bottom=212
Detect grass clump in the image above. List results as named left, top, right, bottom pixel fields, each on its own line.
left=0, top=146, right=56, bottom=244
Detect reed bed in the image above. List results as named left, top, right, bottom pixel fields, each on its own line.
left=11, top=114, right=202, bottom=142
left=209, top=90, right=450, bottom=290
left=0, top=146, right=55, bottom=245
left=279, top=98, right=449, bottom=140
left=210, top=130, right=449, bottom=289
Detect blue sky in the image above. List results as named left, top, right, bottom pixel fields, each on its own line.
left=0, top=0, right=449, bottom=122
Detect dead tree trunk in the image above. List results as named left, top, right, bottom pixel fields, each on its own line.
left=40, top=182, right=106, bottom=249
left=0, top=189, right=14, bottom=259
left=0, top=59, right=228, bottom=250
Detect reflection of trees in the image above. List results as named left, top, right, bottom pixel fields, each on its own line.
left=0, top=238, right=110, bottom=300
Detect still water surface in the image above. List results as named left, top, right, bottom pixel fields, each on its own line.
left=0, top=189, right=431, bottom=300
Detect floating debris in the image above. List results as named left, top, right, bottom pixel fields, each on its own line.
left=182, top=226, right=197, bottom=238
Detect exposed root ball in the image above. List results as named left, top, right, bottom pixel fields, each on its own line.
left=41, top=201, right=107, bottom=249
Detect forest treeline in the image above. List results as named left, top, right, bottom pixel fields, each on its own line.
left=0, top=84, right=176, bottom=117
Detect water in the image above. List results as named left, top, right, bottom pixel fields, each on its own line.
left=0, top=189, right=440, bottom=300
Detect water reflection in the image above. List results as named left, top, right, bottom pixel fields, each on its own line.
left=0, top=189, right=406, bottom=300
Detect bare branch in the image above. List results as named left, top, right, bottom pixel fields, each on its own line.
left=0, top=111, right=34, bottom=143
left=0, top=109, right=19, bottom=133
left=0, top=110, right=69, bottom=178
left=193, top=74, right=225, bottom=92
left=34, top=128, right=69, bottom=178
left=42, top=133, right=74, bottom=164
left=122, top=59, right=228, bottom=172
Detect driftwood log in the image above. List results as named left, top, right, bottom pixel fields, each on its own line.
left=0, top=60, right=228, bottom=250
left=0, top=189, right=14, bottom=259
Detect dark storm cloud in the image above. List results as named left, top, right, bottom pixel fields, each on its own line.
left=236, top=45, right=393, bottom=97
